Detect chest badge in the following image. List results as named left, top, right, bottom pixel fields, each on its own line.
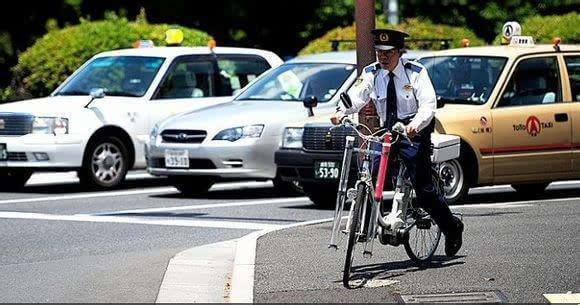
left=403, top=84, right=413, bottom=92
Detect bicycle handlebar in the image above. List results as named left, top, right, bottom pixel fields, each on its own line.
left=334, top=117, right=413, bottom=146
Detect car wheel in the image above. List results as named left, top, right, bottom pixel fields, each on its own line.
left=511, top=182, right=549, bottom=197
left=272, top=174, right=303, bottom=195
left=302, top=182, right=337, bottom=209
left=171, top=177, right=215, bottom=195
left=0, top=169, right=33, bottom=190
left=437, top=158, right=469, bottom=205
left=79, top=136, right=128, bottom=189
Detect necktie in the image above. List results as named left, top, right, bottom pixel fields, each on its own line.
left=386, top=71, right=397, bottom=130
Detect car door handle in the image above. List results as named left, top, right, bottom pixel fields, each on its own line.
left=555, top=113, right=568, bottom=122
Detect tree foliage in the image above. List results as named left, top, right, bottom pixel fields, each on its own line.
left=6, top=12, right=211, bottom=100
left=299, top=18, right=485, bottom=55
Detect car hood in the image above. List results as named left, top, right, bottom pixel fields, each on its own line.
left=0, top=95, right=134, bottom=117
left=160, top=99, right=334, bottom=135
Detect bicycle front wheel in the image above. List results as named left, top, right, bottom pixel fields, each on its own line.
left=404, top=208, right=441, bottom=264
left=343, top=183, right=366, bottom=287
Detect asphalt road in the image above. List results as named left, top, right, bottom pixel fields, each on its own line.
left=0, top=171, right=578, bottom=302
left=0, top=171, right=328, bottom=302
left=254, top=182, right=580, bottom=303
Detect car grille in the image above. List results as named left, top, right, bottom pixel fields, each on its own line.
left=7, top=152, right=28, bottom=161
left=161, top=130, right=207, bottom=144
left=149, top=158, right=216, bottom=169
left=303, top=125, right=358, bottom=152
left=0, top=114, right=34, bottom=136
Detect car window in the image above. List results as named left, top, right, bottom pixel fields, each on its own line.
left=235, top=63, right=355, bottom=102
left=498, top=56, right=561, bottom=107
left=564, top=56, right=580, bottom=101
left=56, top=56, right=164, bottom=97
left=156, top=56, right=216, bottom=99
left=216, top=55, right=271, bottom=96
left=418, top=56, right=507, bottom=105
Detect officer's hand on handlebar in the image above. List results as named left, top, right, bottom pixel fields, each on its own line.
left=330, top=111, right=346, bottom=125
left=406, top=125, right=418, bottom=138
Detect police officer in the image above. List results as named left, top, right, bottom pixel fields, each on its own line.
left=331, top=29, right=464, bottom=257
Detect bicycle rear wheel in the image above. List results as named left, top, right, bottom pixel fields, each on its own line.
left=404, top=207, right=441, bottom=264
left=343, top=183, right=366, bottom=287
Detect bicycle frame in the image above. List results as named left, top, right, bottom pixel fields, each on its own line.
left=329, top=129, right=413, bottom=255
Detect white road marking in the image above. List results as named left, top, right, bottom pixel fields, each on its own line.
left=0, top=187, right=176, bottom=205
left=82, top=197, right=310, bottom=216
left=0, top=211, right=283, bottom=230
left=543, top=292, right=580, bottom=303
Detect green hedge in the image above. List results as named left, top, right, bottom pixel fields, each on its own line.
left=492, top=12, right=580, bottom=45
left=2, top=12, right=212, bottom=102
left=299, top=18, right=485, bottom=55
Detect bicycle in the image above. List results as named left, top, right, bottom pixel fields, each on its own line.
left=329, top=118, right=447, bottom=288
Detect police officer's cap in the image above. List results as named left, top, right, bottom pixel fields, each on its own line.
left=371, top=29, right=409, bottom=51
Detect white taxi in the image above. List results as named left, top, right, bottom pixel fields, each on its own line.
left=0, top=33, right=282, bottom=189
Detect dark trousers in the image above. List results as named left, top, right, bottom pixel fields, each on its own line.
left=371, top=122, right=457, bottom=235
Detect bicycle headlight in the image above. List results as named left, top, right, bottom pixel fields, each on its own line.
left=213, top=125, right=264, bottom=142
left=32, top=117, right=69, bottom=135
left=281, top=127, right=304, bottom=149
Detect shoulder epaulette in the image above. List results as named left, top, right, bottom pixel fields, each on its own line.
left=364, top=62, right=381, bottom=74
left=404, top=62, right=422, bottom=73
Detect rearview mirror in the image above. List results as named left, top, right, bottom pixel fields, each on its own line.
left=303, top=96, right=318, bottom=117
left=436, top=96, right=445, bottom=109
left=340, top=92, right=352, bottom=109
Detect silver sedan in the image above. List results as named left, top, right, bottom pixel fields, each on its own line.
left=146, top=51, right=358, bottom=194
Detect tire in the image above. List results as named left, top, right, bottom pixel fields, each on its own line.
left=437, top=158, right=469, bottom=205
left=272, top=174, right=303, bottom=195
left=302, top=182, right=337, bottom=209
left=0, top=169, right=33, bottom=190
left=511, top=182, right=549, bottom=197
left=79, top=136, right=129, bottom=190
left=404, top=206, right=441, bottom=264
left=343, top=183, right=366, bottom=288
left=172, top=176, right=215, bottom=195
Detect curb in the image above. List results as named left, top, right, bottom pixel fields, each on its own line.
left=229, top=217, right=334, bottom=303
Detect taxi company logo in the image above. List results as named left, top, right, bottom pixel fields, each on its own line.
left=512, top=115, right=553, bottom=136
left=480, top=116, right=488, bottom=126
left=379, top=33, right=389, bottom=42
left=0, top=119, right=4, bottom=129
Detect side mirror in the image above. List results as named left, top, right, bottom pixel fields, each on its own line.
left=303, top=95, right=318, bottom=117
left=90, top=88, right=106, bottom=99
left=436, top=96, right=445, bottom=109
left=340, top=92, right=352, bottom=109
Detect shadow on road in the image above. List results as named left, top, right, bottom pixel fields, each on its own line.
left=151, top=186, right=304, bottom=200
left=8, top=178, right=173, bottom=194
left=343, top=255, right=465, bottom=289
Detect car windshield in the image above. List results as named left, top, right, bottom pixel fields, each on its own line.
left=418, top=56, right=508, bottom=105
left=55, top=56, right=165, bottom=97
left=235, top=63, right=355, bottom=102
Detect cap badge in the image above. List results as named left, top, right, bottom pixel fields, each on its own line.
left=379, top=33, right=389, bottom=42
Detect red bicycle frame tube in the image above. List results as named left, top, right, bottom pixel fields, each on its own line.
left=374, top=134, right=392, bottom=202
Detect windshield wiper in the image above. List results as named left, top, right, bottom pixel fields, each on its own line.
left=55, top=90, right=89, bottom=96
left=105, top=91, right=141, bottom=97
left=437, top=96, right=480, bottom=105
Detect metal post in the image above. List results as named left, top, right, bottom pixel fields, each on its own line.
left=355, top=0, right=379, bottom=131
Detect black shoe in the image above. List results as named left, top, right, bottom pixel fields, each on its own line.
left=445, top=218, right=464, bottom=257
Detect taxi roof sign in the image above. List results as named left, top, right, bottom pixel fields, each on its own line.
left=509, top=36, right=535, bottom=47
left=165, top=29, right=184, bottom=46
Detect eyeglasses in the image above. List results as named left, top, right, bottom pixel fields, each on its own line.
left=376, top=49, right=398, bottom=55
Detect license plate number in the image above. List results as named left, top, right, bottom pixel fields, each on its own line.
left=164, top=149, right=189, bottom=168
left=0, top=143, right=6, bottom=161
left=314, top=161, right=340, bottom=179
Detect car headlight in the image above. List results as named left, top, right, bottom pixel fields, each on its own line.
left=282, top=127, right=304, bottom=149
left=150, top=124, right=159, bottom=145
left=32, top=117, right=69, bottom=135
left=213, top=125, right=264, bottom=142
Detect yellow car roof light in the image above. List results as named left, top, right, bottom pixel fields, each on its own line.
left=553, top=37, right=562, bottom=52
left=208, top=39, right=217, bottom=50
left=165, top=28, right=184, bottom=46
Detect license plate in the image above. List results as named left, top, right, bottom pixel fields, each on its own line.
left=0, top=143, right=6, bottom=161
left=314, top=161, right=340, bottom=179
left=164, top=149, right=189, bottom=168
